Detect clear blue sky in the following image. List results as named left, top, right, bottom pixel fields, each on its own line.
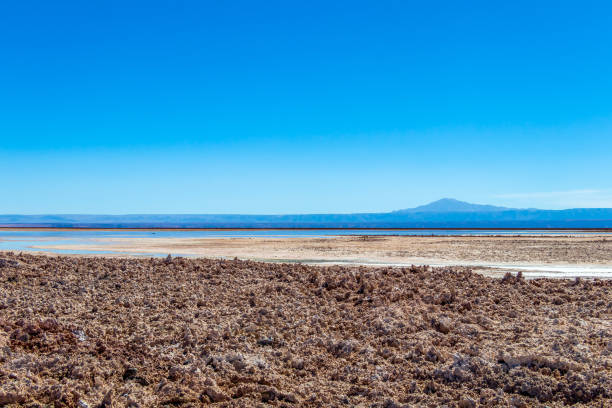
left=1, top=1, right=611, bottom=214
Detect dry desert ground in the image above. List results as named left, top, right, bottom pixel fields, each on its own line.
left=0, top=252, right=610, bottom=407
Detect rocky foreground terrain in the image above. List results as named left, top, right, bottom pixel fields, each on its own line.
left=0, top=252, right=610, bottom=407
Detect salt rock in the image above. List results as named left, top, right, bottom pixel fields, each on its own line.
left=458, top=397, right=476, bottom=408
left=434, top=317, right=452, bottom=334
left=99, top=390, right=113, bottom=408
left=0, top=391, right=26, bottom=405
left=204, top=385, right=230, bottom=402
left=158, top=383, right=199, bottom=404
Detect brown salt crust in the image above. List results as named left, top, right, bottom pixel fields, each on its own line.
left=0, top=252, right=610, bottom=407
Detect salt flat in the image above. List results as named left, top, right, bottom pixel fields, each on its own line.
left=30, top=235, right=612, bottom=279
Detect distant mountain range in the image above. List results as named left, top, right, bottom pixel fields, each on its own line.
left=1, top=198, right=612, bottom=228
left=393, top=198, right=510, bottom=213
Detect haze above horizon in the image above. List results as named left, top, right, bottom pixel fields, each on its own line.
left=2, top=198, right=611, bottom=217
left=1, top=1, right=611, bottom=214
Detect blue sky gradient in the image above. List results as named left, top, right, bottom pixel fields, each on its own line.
left=1, top=1, right=611, bottom=213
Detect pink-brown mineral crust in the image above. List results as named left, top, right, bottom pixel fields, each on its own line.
left=0, top=252, right=610, bottom=407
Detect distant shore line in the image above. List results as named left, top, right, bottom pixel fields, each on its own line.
left=1, top=226, right=612, bottom=232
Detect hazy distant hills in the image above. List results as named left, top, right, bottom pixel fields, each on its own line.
left=1, top=199, right=612, bottom=228
left=393, top=198, right=510, bottom=213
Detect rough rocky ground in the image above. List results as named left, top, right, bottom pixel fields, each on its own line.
left=0, top=252, right=610, bottom=407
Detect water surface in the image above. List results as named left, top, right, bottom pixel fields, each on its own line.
left=1, top=228, right=610, bottom=255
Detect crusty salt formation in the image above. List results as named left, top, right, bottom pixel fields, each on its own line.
left=0, top=252, right=610, bottom=407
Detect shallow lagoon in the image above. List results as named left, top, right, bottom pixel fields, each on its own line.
left=1, top=228, right=611, bottom=256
